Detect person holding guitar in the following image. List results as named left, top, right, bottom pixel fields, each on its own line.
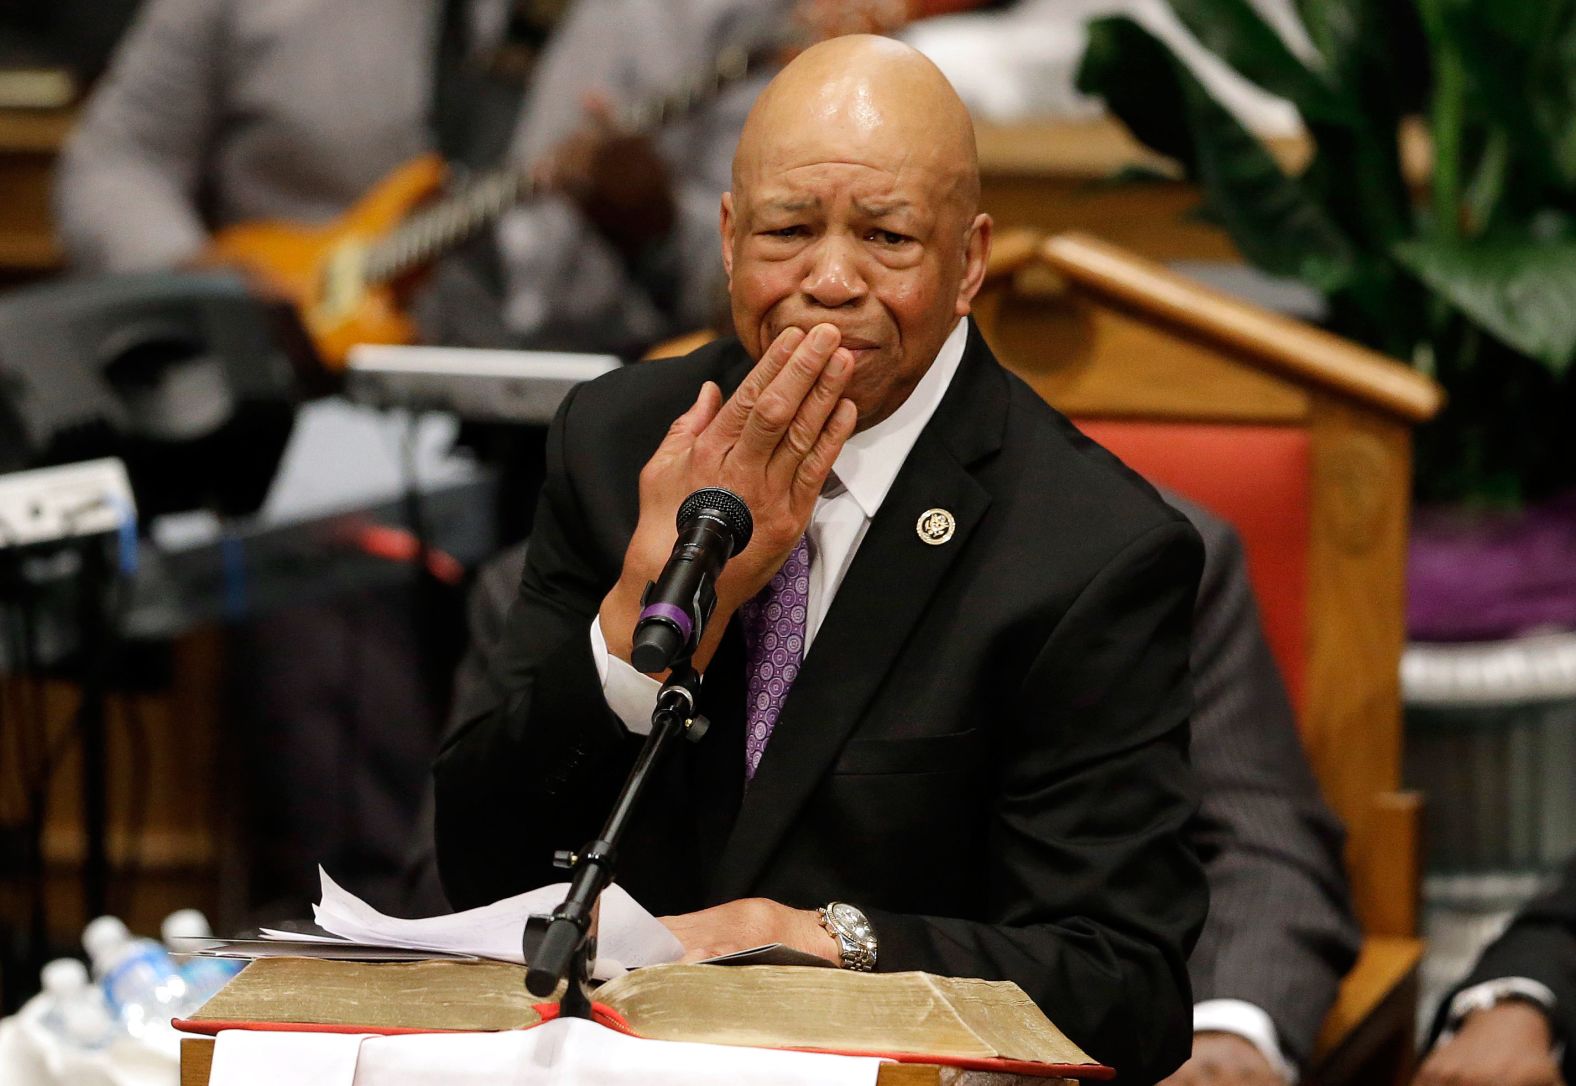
left=55, top=0, right=964, bottom=366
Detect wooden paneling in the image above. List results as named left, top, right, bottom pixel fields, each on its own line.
left=976, top=119, right=1244, bottom=263
left=1302, top=394, right=1415, bottom=935
left=1041, top=234, right=1443, bottom=424
left=0, top=633, right=224, bottom=944
left=980, top=288, right=1312, bottom=423
left=0, top=107, right=71, bottom=281
left=1312, top=936, right=1422, bottom=1085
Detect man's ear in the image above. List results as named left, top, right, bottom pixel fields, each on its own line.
left=954, top=213, right=993, bottom=317
left=719, top=193, right=736, bottom=283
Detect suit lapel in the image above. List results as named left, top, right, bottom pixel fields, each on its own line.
left=707, top=325, right=1009, bottom=901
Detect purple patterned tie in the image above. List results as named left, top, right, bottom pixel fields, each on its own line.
left=740, top=534, right=812, bottom=780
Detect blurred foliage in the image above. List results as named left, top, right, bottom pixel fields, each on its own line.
left=1077, top=0, right=1576, bottom=504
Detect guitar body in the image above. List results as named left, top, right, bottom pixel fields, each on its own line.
left=206, top=153, right=448, bottom=371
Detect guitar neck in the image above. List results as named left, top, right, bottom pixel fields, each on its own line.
left=362, top=41, right=769, bottom=286
left=363, top=168, right=536, bottom=285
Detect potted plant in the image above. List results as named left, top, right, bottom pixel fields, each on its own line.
left=1075, top=0, right=1576, bottom=510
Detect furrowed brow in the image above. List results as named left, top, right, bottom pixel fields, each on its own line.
left=759, top=196, right=821, bottom=216
left=853, top=198, right=913, bottom=219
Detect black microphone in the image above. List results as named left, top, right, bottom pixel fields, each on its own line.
left=630, top=487, right=754, bottom=674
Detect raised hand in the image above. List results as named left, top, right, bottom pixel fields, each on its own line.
left=600, top=323, right=858, bottom=671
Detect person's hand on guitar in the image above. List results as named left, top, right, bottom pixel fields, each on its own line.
left=537, top=93, right=676, bottom=265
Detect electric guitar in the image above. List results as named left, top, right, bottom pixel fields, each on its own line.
left=205, top=0, right=983, bottom=371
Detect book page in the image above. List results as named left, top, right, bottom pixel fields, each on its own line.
left=924, top=975, right=1093, bottom=1066
left=599, top=965, right=1027, bottom=1060
left=193, top=959, right=541, bottom=1032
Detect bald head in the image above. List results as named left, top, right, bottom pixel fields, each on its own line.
left=719, top=35, right=992, bottom=431
left=734, top=35, right=980, bottom=218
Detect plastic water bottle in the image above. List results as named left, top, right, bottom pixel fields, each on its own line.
left=82, top=915, right=189, bottom=1040
left=161, top=908, right=243, bottom=1009
left=36, top=958, right=116, bottom=1052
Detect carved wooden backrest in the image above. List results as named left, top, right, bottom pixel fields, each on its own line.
left=975, top=232, right=1444, bottom=939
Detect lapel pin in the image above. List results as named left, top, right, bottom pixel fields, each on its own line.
left=916, top=508, right=955, bottom=546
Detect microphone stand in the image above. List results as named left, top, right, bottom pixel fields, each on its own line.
left=522, top=662, right=709, bottom=1018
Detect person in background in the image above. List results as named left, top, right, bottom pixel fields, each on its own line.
left=1414, top=854, right=1576, bottom=1086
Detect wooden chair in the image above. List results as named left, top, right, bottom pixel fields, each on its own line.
left=976, top=231, right=1443, bottom=1084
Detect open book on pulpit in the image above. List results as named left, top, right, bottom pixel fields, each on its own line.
left=173, top=958, right=1114, bottom=1079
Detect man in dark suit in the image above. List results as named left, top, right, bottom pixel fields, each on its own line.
left=1414, top=853, right=1576, bottom=1086
left=434, top=34, right=1207, bottom=1081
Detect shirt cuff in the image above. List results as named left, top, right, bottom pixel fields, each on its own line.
left=589, top=615, right=661, bottom=735
left=1442, top=977, right=1561, bottom=1052
left=1193, top=1000, right=1296, bottom=1083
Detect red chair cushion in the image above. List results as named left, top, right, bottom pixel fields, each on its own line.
left=1072, top=419, right=1311, bottom=713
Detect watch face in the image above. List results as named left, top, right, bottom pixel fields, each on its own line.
left=830, top=903, right=875, bottom=949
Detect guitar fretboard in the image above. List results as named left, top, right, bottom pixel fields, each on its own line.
left=361, top=42, right=761, bottom=286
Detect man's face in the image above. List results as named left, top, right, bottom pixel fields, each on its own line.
left=721, top=152, right=987, bottom=431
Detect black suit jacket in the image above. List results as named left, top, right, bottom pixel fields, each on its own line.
left=434, top=327, right=1208, bottom=1082
left=1430, top=854, right=1576, bottom=1079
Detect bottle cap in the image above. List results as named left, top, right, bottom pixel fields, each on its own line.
left=82, top=916, right=131, bottom=965
left=161, top=908, right=213, bottom=943
left=41, top=958, right=89, bottom=993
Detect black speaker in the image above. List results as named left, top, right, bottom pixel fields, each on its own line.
left=0, top=270, right=314, bottom=516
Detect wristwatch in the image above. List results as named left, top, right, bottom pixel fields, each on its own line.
left=819, top=901, right=877, bottom=971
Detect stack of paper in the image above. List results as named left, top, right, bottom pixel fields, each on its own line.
left=201, top=869, right=684, bottom=979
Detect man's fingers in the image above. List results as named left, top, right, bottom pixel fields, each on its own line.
left=706, top=326, right=808, bottom=446
left=643, top=381, right=721, bottom=484
left=732, top=324, right=841, bottom=462
left=668, top=381, right=721, bottom=440
left=791, top=398, right=858, bottom=505
left=769, top=346, right=854, bottom=484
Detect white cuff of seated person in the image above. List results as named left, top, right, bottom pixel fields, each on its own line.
left=591, top=614, right=662, bottom=735
left=1193, top=1000, right=1297, bottom=1083
left=1441, top=976, right=1562, bottom=1060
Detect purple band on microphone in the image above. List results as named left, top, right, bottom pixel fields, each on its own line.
left=638, top=602, right=693, bottom=643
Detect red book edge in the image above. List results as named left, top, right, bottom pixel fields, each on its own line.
left=174, top=1004, right=1116, bottom=1081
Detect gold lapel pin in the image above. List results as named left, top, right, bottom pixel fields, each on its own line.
left=916, top=508, right=955, bottom=545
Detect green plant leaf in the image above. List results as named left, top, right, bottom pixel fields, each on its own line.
left=1167, top=0, right=1358, bottom=126
left=1081, top=18, right=1362, bottom=297
left=1441, top=0, right=1576, bottom=191
left=1393, top=239, right=1576, bottom=375
left=1076, top=18, right=1197, bottom=173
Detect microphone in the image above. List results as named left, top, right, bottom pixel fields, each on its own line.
left=630, top=487, right=753, bottom=674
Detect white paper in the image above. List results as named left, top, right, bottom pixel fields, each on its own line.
left=208, top=1017, right=883, bottom=1086
left=297, top=868, right=683, bottom=977
left=209, top=1028, right=368, bottom=1086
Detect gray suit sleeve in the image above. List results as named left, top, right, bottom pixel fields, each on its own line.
left=1172, top=497, right=1363, bottom=1070
left=53, top=0, right=226, bottom=272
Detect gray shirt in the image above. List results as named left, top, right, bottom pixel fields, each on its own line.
left=54, top=0, right=440, bottom=272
